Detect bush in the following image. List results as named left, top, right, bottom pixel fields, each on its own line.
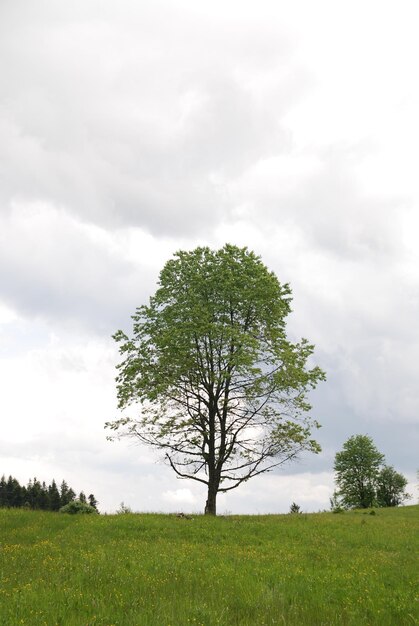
left=59, top=500, right=98, bottom=515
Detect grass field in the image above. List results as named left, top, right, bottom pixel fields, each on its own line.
left=0, top=505, right=417, bottom=625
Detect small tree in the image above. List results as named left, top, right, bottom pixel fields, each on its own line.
left=334, top=435, right=384, bottom=509
left=334, top=435, right=411, bottom=509
left=88, top=494, right=99, bottom=511
left=116, top=502, right=132, bottom=514
left=289, top=502, right=302, bottom=514
left=376, top=466, right=410, bottom=507
left=107, top=245, right=325, bottom=515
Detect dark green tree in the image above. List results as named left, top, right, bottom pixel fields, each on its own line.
left=60, top=481, right=76, bottom=507
left=39, top=482, right=50, bottom=510
left=107, top=244, right=325, bottom=515
left=334, top=435, right=384, bottom=508
left=48, top=480, right=62, bottom=511
left=88, top=494, right=98, bottom=510
left=0, top=475, right=7, bottom=506
left=5, top=476, right=24, bottom=507
left=376, top=466, right=410, bottom=507
left=27, top=478, right=44, bottom=509
left=0, top=475, right=97, bottom=512
left=289, top=502, right=302, bottom=514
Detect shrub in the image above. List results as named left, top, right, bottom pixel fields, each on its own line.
left=59, top=500, right=98, bottom=515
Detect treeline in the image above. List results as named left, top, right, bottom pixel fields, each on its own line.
left=0, top=475, right=98, bottom=512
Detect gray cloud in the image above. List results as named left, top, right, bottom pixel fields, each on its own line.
left=0, top=206, right=158, bottom=333
left=228, top=144, right=405, bottom=263
left=0, top=0, right=302, bottom=236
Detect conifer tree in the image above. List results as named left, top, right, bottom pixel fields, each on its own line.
left=0, top=475, right=7, bottom=506
left=60, top=481, right=76, bottom=506
left=48, top=480, right=61, bottom=511
left=7, top=476, right=24, bottom=508
left=88, top=494, right=98, bottom=510
left=0, top=475, right=97, bottom=512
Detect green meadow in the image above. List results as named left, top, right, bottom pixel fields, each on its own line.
left=0, top=506, right=417, bottom=626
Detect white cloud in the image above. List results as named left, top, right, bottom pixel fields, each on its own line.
left=163, top=489, right=198, bottom=505
left=0, top=302, right=18, bottom=324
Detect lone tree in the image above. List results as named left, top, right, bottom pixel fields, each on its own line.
left=333, top=434, right=410, bottom=509
left=106, top=245, right=325, bottom=515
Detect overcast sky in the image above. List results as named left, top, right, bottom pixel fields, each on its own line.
left=1, top=0, right=418, bottom=514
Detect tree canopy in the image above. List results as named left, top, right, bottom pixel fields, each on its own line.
left=376, top=466, right=410, bottom=507
left=107, top=244, right=325, bottom=514
left=333, top=434, right=410, bottom=509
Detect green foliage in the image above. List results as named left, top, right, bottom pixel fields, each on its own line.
left=107, top=244, right=325, bottom=514
left=59, top=500, right=98, bottom=515
left=334, top=435, right=410, bottom=510
left=334, top=435, right=384, bottom=509
left=0, top=506, right=417, bottom=625
left=376, top=466, right=411, bottom=507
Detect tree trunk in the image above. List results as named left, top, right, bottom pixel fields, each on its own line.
left=204, top=482, right=217, bottom=515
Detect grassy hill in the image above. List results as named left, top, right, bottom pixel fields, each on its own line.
left=0, top=505, right=417, bottom=625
